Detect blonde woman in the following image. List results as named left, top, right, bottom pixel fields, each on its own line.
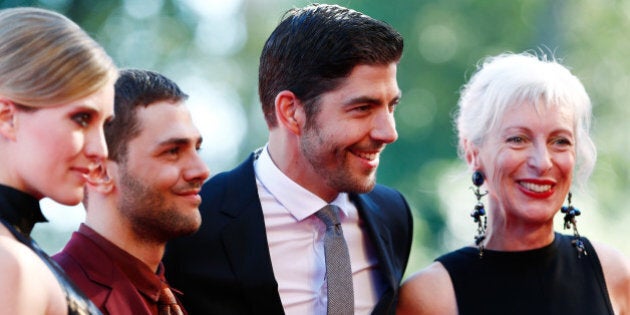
left=0, top=7, right=117, bottom=315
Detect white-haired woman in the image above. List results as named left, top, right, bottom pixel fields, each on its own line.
left=397, top=52, right=630, bottom=315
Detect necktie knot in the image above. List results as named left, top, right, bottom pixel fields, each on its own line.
left=158, top=286, right=184, bottom=315
left=315, top=204, right=341, bottom=228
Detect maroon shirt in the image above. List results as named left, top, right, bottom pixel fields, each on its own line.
left=53, top=224, right=187, bottom=315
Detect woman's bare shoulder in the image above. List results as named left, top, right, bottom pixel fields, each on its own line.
left=397, top=261, right=457, bottom=315
left=0, top=236, right=66, bottom=315
left=591, top=240, right=630, bottom=315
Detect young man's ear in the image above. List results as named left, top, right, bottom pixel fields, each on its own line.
left=0, top=98, right=18, bottom=141
left=274, top=90, right=305, bottom=135
left=86, top=162, right=115, bottom=194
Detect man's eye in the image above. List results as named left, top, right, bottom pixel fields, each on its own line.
left=353, top=105, right=371, bottom=112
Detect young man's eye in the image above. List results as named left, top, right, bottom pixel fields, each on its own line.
left=72, top=113, right=91, bottom=127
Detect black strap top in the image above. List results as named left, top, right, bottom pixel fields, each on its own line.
left=436, top=232, right=614, bottom=315
left=0, top=184, right=102, bottom=315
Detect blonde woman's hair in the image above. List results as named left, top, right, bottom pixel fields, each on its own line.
left=0, top=7, right=117, bottom=107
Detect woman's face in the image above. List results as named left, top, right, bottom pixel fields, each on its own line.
left=472, top=101, right=576, bottom=225
left=12, top=82, right=115, bottom=205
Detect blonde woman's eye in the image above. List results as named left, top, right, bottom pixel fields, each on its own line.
left=72, top=113, right=91, bottom=127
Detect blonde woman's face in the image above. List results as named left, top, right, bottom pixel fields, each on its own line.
left=12, top=81, right=115, bottom=205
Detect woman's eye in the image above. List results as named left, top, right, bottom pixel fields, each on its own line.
left=72, top=113, right=91, bottom=127
left=506, top=136, right=525, bottom=144
left=553, top=137, right=573, bottom=146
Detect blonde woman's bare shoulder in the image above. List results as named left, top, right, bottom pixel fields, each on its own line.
left=591, top=240, right=630, bottom=315
left=397, top=261, right=457, bottom=315
left=0, top=235, right=67, bottom=315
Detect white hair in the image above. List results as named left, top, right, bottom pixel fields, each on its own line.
left=454, top=52, right=596, bottom=187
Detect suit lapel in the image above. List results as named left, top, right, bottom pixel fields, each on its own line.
left=352, top=193, right=396, bottom=290
left=218, top=152, right=285, bottom=313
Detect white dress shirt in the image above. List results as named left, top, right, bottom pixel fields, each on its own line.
left=253, top=145, right=386, bottom=315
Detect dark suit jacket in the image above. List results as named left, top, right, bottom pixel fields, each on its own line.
left=164, top=152, right=413, bottom=315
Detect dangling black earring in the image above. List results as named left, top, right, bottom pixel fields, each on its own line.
left=470, top=171, right=488, bottom=258
left=561, top=192, right=587, bottom=258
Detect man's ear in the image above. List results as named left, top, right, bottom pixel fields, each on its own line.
left=0, top=98, right=17, bottom=141
left=87, top=161, right=116, bottom=194
left=274, top=90, right=305, bottom=135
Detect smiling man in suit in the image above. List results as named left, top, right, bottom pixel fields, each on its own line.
left=163, top=4, right=413, bottom=315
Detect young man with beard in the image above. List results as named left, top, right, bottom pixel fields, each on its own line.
left=53, top=69, right=210, bottom=315
left=163, top=4, right=413, bottom=315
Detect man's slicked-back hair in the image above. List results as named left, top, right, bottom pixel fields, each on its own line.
left=259, top=3, right=404, bottom=127
left=106, top=69, right=188, bottom=162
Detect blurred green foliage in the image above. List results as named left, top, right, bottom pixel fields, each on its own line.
left=5, top=0, right=629, bottom=274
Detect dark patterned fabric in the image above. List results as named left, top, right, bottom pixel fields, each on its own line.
left=0, top=184, right=102, bottom=315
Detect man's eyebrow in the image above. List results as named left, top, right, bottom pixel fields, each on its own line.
left=156, top=137, right=191, bottom=148
left=342, top=92, right=402, bottom=106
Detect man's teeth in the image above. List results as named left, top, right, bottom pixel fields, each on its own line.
left=355, top=152, right=377, bottom=160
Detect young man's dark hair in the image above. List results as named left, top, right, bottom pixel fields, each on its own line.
left=106, top=69, right=189, bottom=162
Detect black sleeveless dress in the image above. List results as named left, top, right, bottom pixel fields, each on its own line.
left=436, top=233, right=614, bottom=315
left=0, top=184, right=102, bottom=315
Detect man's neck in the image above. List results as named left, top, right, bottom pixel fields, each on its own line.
left=85, top=210, right=165, bottom=272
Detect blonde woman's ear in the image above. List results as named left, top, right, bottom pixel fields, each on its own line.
left=0, top=98, right=18, bottom=141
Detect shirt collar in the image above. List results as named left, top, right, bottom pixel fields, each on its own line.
left=254, top=145, right=352, bottom=221
left=78, top=224, right=165, bottom=302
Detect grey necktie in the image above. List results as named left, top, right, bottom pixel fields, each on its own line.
left=315, top=204, right=354, bottom=315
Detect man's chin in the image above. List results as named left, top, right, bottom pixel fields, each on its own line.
left=341, top=177, right=376, bottom=194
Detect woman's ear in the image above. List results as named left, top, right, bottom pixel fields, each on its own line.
left=274, top=90, right=304, bottom=135
left=464, top=139, right=482, bottom=171
left=0, top=98, right=17, bottom=140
